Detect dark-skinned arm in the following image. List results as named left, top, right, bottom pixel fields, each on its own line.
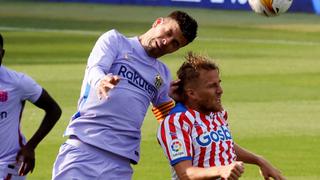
left=16, top=88, right=62, bottom=176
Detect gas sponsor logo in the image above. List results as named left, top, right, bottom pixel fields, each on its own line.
left=196, top=126, right=232, bottom=147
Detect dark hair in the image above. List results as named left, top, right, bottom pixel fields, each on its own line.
left=176, top=52, right=219, bottom=98
left=168, top=11, right=198, bottom=44
left=0, top=34, right=3, bottom=48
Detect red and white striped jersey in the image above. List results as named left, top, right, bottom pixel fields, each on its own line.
left=157, top=107, right=236, bottom=168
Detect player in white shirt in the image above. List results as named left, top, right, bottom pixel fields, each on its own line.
left=0, top=34, right=62, bottom=180
left=52, top=11, right=198, bottom=180
left=157, top=52, right=285, bottom=180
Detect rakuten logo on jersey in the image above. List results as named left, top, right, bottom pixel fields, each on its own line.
left=118, top=65, right=157, bottom=97
left=0, top=111, right=7, bottom=120
left=196, top=126, right=232, bottom=147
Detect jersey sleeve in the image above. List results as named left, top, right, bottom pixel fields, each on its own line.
left=18, top=73, right=42, bottom=103
left=86, top=30, right=120, bottom=88
left=157, top=112, right=193, bottom=166
left=152, top=100, right=175, bottom=122
left=151, top=64, right=174, bottom=122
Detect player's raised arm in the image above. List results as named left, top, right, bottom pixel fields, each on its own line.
left=16, top=89, right=61, bottom=176
left=234, top=143, right=286, bottom=180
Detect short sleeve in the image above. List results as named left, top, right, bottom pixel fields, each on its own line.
left=157, top=113, right=193, bottom=166
left=18, top=74, right=42, bottom=103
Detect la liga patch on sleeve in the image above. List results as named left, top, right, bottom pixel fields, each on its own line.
left=169, top=139, right=186, bottom=159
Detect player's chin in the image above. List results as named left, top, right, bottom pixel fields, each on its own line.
left=210, top=105, right=223, bottom=113
left=215, top=104, right=224, bottom=112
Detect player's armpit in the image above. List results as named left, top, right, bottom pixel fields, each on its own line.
left=152, top=100, right=175, bottom=122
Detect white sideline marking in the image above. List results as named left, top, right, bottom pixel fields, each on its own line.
left=199, top=37, right=320, bottom=46
left=1, top=26, right=319, bottom=46
left=0, top=26, right=101, bottom=35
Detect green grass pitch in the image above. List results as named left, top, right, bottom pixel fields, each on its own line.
left=1, top=2, right=320, bottom=179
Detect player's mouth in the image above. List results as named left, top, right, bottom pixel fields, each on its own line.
left=216, top=97, right=221, bottom=104
left=155, top=40, right=163, bottom=50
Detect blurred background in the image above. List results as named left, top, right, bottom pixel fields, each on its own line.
left=0, top=0, right=320, bottom=179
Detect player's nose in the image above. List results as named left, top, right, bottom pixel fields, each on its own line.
left=161, top=38, right=167, bottom=45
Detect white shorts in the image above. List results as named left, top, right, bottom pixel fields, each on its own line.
left=52, top=137, right=133, bottom=180
left=0, top=164, right=26, bottom=180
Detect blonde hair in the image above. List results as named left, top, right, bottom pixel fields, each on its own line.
left=176, top=52, right=219, bottom=99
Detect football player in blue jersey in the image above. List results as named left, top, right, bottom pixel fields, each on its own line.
left=52, top=11, right=198, bottom=180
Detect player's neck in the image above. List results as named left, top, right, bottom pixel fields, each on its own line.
left=185, top=102, right=211, bottom=116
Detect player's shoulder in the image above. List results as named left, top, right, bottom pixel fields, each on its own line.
left=155, top=60, right=171, bottom=77
left=169, top=102, right=187, bottom=114
left=0, top=66, right=27, bottom=85
left=100, top=29, right=125, bottom=40
left=165, top=103, right=195, bottom=123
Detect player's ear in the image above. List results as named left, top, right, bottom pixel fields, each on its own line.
left=185, top=88, right=196, bottom=100
left=152, top=17, right=164, bottom=28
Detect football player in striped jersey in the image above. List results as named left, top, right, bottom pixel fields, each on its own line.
left=157, top=52, right=285, bottom=180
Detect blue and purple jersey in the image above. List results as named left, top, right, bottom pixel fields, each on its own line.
left=65, top=30, right=173, bottom=163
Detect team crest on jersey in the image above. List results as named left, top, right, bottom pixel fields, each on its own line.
left=0, top=90, right=8, bottom=102
left=170, top=139, right=185, bottom=159
left=154, top=75, right=163, bottom=89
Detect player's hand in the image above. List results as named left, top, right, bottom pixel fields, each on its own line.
left=16, top=145, right=35, bottom=176
left=97, top=74, right=120, bottom=99
left=169, top=79, right=182, bottom=102
left=219, top=161, right=244, bottom=180
left=258, top=157, right=286, bottom=180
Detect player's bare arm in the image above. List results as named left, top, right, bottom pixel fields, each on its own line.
left=16, top=89, right=61, bottom=176
left=173, top=160, right=244, bottom=180
left=234, top=143, right=286, bottom=180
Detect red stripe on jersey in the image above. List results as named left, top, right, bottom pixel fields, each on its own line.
left=179, top=113, right=191, bottom=157
left=226, top=141, right=233, bottom=164
left=4, top=173, right=12, bottom=180
left=223, top=111, right=228, bottom=121
left=209, top=141, right=216, bottom=166
left=212, top=118, right=218, bottom=131
left=160, top=119, right=171, bottom=161
left=194, top=114, right=203, bottom=138
left=182, top=111, right=193, bottom=132
left=188, top=109, right=196, bottom=117
left=195, top=112, right=206, bottom=167
left=219, top=142, right=225, bottom=166
left=192, top=146, right=195, bottom=163
left=169, top=115, right=177, bottom=139
left=210, top=113, right=219, bottom=166
left=216, top=114, right=224, bottom=126
left=200, top=114, right=210, bottom=131
left=198, top=147, right=206, bottom=167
